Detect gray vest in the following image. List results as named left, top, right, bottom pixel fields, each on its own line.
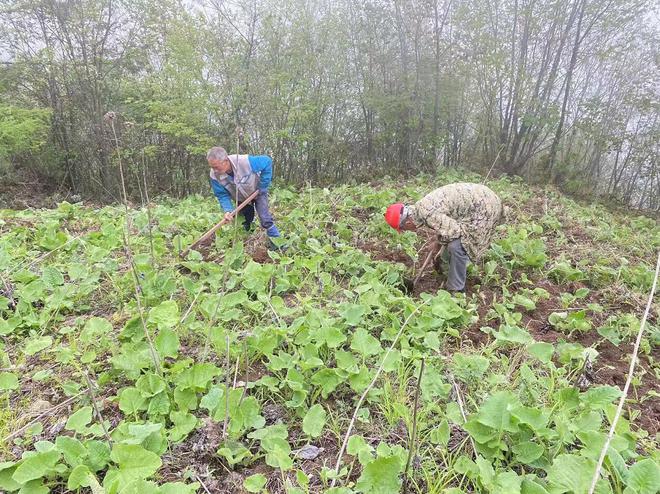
left=209, top=154, right=260, bottom=202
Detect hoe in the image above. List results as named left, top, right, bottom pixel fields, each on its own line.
left=180, top=189, right=259, bottom=258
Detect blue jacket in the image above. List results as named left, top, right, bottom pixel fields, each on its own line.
left=210, top=155, right=273, bottom=212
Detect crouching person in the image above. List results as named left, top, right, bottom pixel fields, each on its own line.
left=207, top=146, right=283, bottom=249
left=384, top=183, right=504, bottom=292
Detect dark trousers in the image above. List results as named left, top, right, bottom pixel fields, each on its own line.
left=441, top=239, right=470, bottom=291
left=239, top=191, right=278, bottom=236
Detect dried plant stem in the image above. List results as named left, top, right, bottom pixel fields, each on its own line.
left=195, top=473, right=212, bottom=494
left=450, top=375, right=476, bottom=456
left=330, top=300, right=429, bottom=488
left=0, top=272, right=15, bottom=307
left=142, top=152, right=155, bottom=265
left=222, top=331, right=232, bottom=439
left=3, top=393, right=84, bottom=443
left=109, top=115, right=161, bottom=375
left=403, top=358, right=425, bottom=494
left=84, top=370, right=112, bottom=448
left=587, top=252, right=660, bottom=494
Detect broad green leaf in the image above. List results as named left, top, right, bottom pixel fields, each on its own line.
left=476, top=391, right=520, bottom=432
left=168, top=411, right=198, bottom=442
left=0, top=462, right=21, bottom=491
left=382, top=349, right=401, bottom=372
left=17, top=479, right=49, bottom=493
left=262, top=437, right=293, bottom=471
left=24, top=336, right=53, bottom=356
left=625, top=459, right=660, bottom=494
left=336, top=350, right=359, bottom=373
left=512, top=441, right=544, bottom=464
left=429, top=419, right=450, bottom=446
left=355, top=455, right=402, bottom=493
left=81, top=317, right=113, bottom=344
left=493, top=471, right=522, bottom=494
left=108, top=443, right=162, bottom=484
left=302, top=404, right=326, bottom=438
left=511, top=406, right=548, bottom=430
left=67, top=464, right=97, bottom=490
left=65, top=406, right=93, bottom=434
left=147, top=300, right=179, bottom=329
left=85, top=440, right=111, bottom=472
left=56, top=436, right=87, bottom=466
left=492, top=324, right=533, bottom=345
left=421, top=365, right=451, bottom=400
left=513, top=294, right=536, bottom=311
left=310, top=368, right=344, bottom=398
left=155, top=327, right=180, bottom=358
left=41, top=266, right=64, bottom=287
left=175, top=363, right=221, bottom=391
left=546, top=454, right=594, bottom=494
left=342, top=304, right=367, bottom=326
left=174, top=387, right=198, bottom=411
left=430, top=292, right=465, bottom=320
left=147, top=392, right=170, bottom=416
left=527, top=342, right=554, bottom=363
left=350, top=328, right=382, bottom=357
left=223, top=290, right=248, bottom=307
left=217, top=440, right=252, bottom=466
left=118, top=479, right=160, bottom=494
left=521, top=479, right=549, bottom=494
left=136, top=373, right=167, bottom=397
left=124, top=423, right=166, bottom=454
left=0, top=372, right=19, bottom=390
left=244, top=473, right=267, bottom=493
left=452, top=354, right=490, bottom=382
left=581, top=386, right=621, bottom=409
left=12, top=450, right=61, bottom=484
left=315, top=324, right=347, bottom=348
left=347, top=435, right=374, bottom=465
left=118, top=387, right=147, bottom=415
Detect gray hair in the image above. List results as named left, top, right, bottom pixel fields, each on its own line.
left=206, top=146, right=228, bottom=161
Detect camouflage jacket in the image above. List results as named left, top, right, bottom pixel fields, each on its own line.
left=409, top=183, right=503, bottom=260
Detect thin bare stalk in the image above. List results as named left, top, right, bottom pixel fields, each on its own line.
left=449, top=375, right=476, bottom=456
left=403, top=358, right=425, bottom=494
left=238, top=341, right=249, bottom=406
left=84, top=370, right=112, bottom=448
left=3, top=393, right=84, bottom=442
left=142, top=151, right=155, bottom=265
left=588, top=251, right=660, bottom=494
left=483, top=144, right=505, bottom=183
left=222, top=330, right=232, bottom=439
left=180, top=286, right=205, bottom=326
left=0, top=273, right=16, bottom=308
left=195, top=473, right=212, bottom=494
left=107, top=113, right=161, bottom=375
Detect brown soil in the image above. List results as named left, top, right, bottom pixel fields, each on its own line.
left=251, top=246, right=271, bottom=264
left=463, top=269, right=660, bottom=435
left=358, top=229, right=453, bottom=297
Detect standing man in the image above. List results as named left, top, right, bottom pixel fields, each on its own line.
left=207, top=146, right=282, bottom=247
left=384, top=183, right=503, bottom=292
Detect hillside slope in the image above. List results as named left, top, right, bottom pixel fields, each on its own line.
left=0, top=170, right=658, bottom=493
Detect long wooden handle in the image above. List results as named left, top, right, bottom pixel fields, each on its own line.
left=180, top=189, right=260, bottom=258
left=412, top=244, right=445, bottom=287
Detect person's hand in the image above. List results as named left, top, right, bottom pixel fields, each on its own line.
left=224, top=211, right=234, bottom=222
